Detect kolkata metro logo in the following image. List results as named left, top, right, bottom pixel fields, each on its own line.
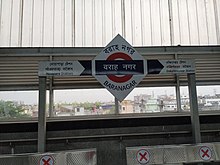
left=106, top=52, right=133, bottom=83
left=92, top=34, right=146, bottom=101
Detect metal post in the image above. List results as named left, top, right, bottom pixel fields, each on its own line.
left=38, top=76, right=47, bottom=153
left=49, top=77, right=54, bottom=117
left=187, top=73, right=201, bottom=143
left=115, top=97, right=119, bottom=114
left=49, top=56, right=54, bottom=117
left=174, top=54, right=181, bottom=112
left=175, top=75, right=181, bottom=112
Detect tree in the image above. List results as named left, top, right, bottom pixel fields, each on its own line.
left=0, top=100, right=29, bottom=118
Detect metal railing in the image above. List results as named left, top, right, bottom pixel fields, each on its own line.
left=0, top=148, right=96, bottom=165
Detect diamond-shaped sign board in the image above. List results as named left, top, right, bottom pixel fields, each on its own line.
left=92, top=34, right=147, bottom=102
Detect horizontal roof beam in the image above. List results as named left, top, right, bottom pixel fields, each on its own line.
left=0, top=46, right=220, bottom=57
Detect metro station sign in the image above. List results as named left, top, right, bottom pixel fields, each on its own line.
left=38, top=36, right=196, bottom=102
left=92, top=34, right=147, bottom=102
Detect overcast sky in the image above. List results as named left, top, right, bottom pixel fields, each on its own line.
left=0, top=86, right=219, bottom=105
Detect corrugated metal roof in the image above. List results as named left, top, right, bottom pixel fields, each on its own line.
left=0, top=0, right=219, bottom=47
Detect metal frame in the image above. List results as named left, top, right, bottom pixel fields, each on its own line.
left=37, top=62, right=202, bottom=152
left=0, top=46, right=220, bottom=91
left=38, top=77, right=47, bottom=152
left=37, top=75, right=201, bottom=151
left=188, top=73, right=201, bottom=143
left=0, top=46, right=220, bottom=56
left=0, top=45, right=219, bottom=151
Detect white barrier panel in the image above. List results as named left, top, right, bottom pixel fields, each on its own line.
left=65, top=149, right=96, bottom=165
left=163, top=145, right=186, bottom=164
left=29, top=152, right=65, bottom=165
left=214, top=143, right=220, bottom=160
left=0, top=148, right=96, bottom=165
left=0, top=155, right=29, bottom=165
left=126, top=143, right=220, bottom=164
left=126, top=146, right=164, bottom=164
left=185, top=143, right=215, bottom=162
left=126, top=145, right=186, bottom=165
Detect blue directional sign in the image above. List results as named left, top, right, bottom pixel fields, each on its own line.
left=147, top=60, right=164, bottom=74
left=95, top=60, right=144, bottom=75
left=147, top=60, right=195, bottom=74
left=78, top=60, right=92, bottom=75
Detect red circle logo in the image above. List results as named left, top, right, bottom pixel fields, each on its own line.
left=107, top=52, right=132, bottom=83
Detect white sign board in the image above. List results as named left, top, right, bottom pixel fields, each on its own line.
left=92, top=34, right=146, bottom=102
left=38, top=61, right=85, bottom=76
left=147, top=60, right=195, bottom=74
